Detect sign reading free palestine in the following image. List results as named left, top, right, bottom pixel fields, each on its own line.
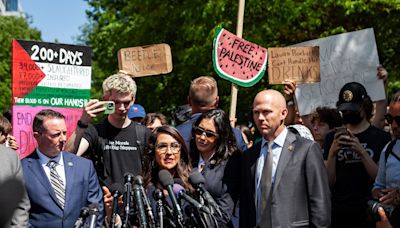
left=12, top=39, right=91, bottom=158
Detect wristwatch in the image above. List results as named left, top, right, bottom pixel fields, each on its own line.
left=77, top=120, right=89, bottom=128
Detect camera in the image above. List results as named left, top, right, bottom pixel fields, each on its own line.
left=367, top=199, right=394, bottom=222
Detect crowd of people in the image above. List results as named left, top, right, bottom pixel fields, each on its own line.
left=0, top=66, right=399, bottom=228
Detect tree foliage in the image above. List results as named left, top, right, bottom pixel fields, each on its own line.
left=83, top=0, right=400, bottom=124
left=0, top=16, right=41, bottom=112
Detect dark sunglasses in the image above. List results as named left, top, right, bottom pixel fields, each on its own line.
left=193, top=126, right=219, bottom=138
left=385, top=114, right=400, bottom=125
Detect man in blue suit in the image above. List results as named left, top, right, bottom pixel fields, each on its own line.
left=21, top=109, right=104, bottom=227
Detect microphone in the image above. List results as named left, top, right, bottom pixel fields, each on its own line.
left=87, top=203, right=100, bottom=228
left=189, top=169, right=222, bottom=217
left=133, top=183, right=148, bottom=228
left=158, top=170, right=184, bottom=224
left=173, top=184, right=211, bottom=214
left=123, top=173, right=134, bottom=218
left=153, top=189, right=164, bottom=228
left=135, top=175, right=155, bottom=228
left=109, top=183, right=124, bottom=228
left=74, top=206, right=90, bottom=228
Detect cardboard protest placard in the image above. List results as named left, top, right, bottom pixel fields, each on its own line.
left=12, top=39, right=91, bottom=158
left=268, top=47, right=320, bottom=84
left=212, top=26, right=268, bottom=87
left=118, top=44, right=173, bottom=77
left=290, top=28, right=384, bottom=116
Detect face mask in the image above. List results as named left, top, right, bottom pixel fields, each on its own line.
left=342, top=111, right=363, bottom=125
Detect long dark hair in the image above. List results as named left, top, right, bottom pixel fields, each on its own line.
left=190, top=109, right=239, bottom=166
left=142, top=125, right=192, bottom=190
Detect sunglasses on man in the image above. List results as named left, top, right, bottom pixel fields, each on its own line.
left=385, top=114, right=400, bottom=125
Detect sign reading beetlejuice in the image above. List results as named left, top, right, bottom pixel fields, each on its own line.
left=12, top=39, right=91, bottom=158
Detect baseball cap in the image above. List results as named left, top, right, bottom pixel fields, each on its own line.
left=128, top=104, right=146, bottom=119
left=337, top=82, right=368, bottom=112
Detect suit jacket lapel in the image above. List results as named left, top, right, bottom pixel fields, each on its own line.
left=27, top=151, right=61, bottom=208
left=250, top=142, right=262, bottom=209
left=63, top=152, right=76, bottom=212
left=273, top=131, right=296, bottom=193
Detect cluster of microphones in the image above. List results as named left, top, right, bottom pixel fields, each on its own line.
left=74, top=169, right=221, bottom=228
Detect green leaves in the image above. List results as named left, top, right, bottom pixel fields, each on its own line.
left=80, top=0, right=400, bottom=124
left=0, top=16, right=40, bottom=112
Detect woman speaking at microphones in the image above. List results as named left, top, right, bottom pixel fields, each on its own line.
left=103, top=125, right=194, bottom=228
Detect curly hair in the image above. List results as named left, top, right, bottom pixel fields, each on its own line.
left=190, top=109, right=239, bottom=167
left=102, top=73, right=137, bottom=98
left=311, top=106, right=342, bottom=129
left=142, top=125, right=192, bottom=191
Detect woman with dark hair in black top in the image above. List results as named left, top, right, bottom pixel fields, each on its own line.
left=103, top=125, right=194, bottom=227
left=190, top=109, right=242, bottom=227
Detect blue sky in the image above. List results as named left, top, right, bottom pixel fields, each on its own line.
left=21, top=0, right=89, bottom=44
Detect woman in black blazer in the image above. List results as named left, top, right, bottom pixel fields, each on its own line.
left=190, top=109, right=242, bottom=227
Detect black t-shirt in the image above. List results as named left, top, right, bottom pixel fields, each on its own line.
left=83, top=119, right=151, bottom=184
left=323, top=125, right=391, bottom=220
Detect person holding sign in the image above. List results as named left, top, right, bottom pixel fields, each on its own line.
left=324, top=82, right=391, bottom=228
left=65, top=73, right=152, bottom=185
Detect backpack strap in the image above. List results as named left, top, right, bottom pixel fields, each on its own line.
left=385, top=140, right=399, bottom=163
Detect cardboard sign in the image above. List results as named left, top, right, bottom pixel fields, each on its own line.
left=212, top=27, right=268, bottom=87
left=12, top=39, right=91, bottom=158
left=290, top=28, right=385, bottom=116
left=268, top=47, right=320, bottom=84
left=118, top=43, right=173, bottom=77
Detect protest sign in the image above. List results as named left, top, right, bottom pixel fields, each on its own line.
left=12, top=39, right=91, bottom=158
left=212, top=26, right=268, bottom=87
left=268, top=46, right=320, bottom=84
left=291, top=28, right=385, bottom=116
left=118, top=43, right=173, bottom=77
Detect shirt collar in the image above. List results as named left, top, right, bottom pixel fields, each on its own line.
left=261, top=127, right=288, bottom=148
left=36, top=148, right=64, bottom=167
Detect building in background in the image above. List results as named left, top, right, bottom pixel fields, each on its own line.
left=0, top=0, right=24, bottom=17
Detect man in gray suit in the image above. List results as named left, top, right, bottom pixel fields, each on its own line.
left=240, top=89, right=331, bottom=228
left=0, top=144, right=30, bottom=227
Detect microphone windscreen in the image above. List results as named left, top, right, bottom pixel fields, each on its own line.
left=153, top=188, right=164, bottom=201
left=173, top=178, right=184, bottom=186
left=88, top=203, right=100, bottom=215
left=158, top=169, right=174, bottom=187
left=172, top=184, right=185, bottom=195
left=189, top=169, right=206, bottom=185
left=124, top=172, right=134, bottom=183
left=109, top=183, right=125, bottom=196
left=134, top=175, right=144, bottom=185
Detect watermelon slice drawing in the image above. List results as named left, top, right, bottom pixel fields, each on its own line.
left=212, top=26, right=268, bottom=87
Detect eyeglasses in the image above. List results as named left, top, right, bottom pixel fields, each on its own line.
left=385, top=114, right=400, bottom=125
left=193, top=126, right=219, bottom=138
left=155, top=142, right=181, bottom=154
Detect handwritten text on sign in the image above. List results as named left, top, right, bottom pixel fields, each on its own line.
left=268, top=47, right=320, bottom=84
left=118, top=44, right=173, bottom=77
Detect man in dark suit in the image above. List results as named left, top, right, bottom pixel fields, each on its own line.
left=21, top=109, right=104, bottom=227
left=240, top=89, right=330, bottom=228
left=176, top=76, right=247, bottom=152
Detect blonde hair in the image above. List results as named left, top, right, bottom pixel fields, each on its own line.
left=102, top=73, right=137, bottom=98
left=189, top=76, right=218, bottom=106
